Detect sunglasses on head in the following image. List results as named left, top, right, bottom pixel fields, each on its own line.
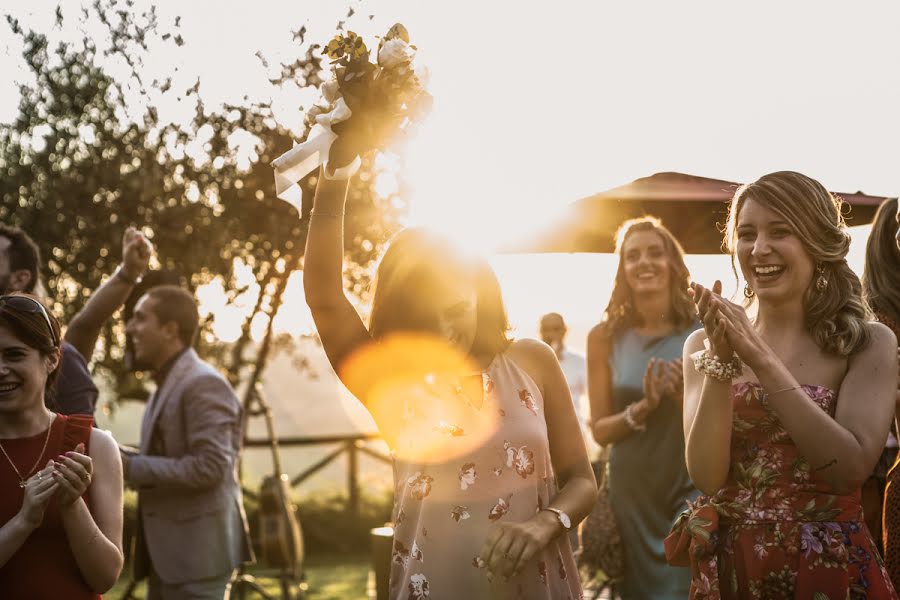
left=0, top=295, right=59, bottom=347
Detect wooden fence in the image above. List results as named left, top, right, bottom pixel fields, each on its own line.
left=241, top=432, right=392, bottom=519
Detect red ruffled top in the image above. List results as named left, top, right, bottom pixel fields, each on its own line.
left=0, top=413, right=100, bottom=599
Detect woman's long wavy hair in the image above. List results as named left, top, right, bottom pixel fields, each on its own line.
left=0, top=293, right=63, bottom=399
left=368, top=228, right=512, bottom=359
left=724, top=171, right=871, bottom=356
left=597, top=217, right=695, bottom=339
left=862, top=197, right=900, bottom=328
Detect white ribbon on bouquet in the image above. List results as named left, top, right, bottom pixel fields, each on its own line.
left=272, top=98, right=359, bottom=209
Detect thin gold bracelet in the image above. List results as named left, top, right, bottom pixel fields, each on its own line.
left=767, top=384, right=802, bottom=398
left=310, top=210, right=345, bottom=218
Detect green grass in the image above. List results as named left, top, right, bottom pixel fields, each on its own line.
left=302, top=553, right=371, bottom=600
left=106, top=553, right=370, bottom=600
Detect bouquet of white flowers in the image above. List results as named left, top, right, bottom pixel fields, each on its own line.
left=273, top=23, right=432, bottom=207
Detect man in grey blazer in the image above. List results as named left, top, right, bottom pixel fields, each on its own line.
left=121, top=285, right=253, bottom=599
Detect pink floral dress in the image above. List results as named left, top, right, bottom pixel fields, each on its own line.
left=388, top=352, right=583, bottom=599
left=666, top=382, right=897, bottom=599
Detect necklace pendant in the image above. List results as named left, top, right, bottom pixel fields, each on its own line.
left=18, top=480, right=26, bottom=488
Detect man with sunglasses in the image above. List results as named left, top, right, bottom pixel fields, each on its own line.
left=0, top=225, right=152, bottom=415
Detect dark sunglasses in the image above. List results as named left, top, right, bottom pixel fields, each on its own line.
left=0, top=295, right=59, bottom=347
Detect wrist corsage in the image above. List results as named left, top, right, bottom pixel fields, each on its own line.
left=624, top=403, right=646, bottom=433
left=692, top=349, right=743, bottom=382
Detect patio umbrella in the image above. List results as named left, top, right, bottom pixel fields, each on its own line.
left=506, top=172, right=890, bottom=254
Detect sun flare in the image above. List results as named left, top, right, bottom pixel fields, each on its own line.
left=340, top=332, right=500, bottom=463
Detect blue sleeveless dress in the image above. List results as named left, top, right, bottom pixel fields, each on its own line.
left=608, top=326, right=699, bottom=599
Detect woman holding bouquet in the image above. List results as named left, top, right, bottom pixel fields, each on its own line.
left=670, top=171, right=898, bottom=598
left=586, top=216, right=699, bottom=599
left=303, top=137, right=596, bottom=596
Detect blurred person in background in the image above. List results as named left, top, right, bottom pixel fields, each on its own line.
left=864, top=197, right=900, bottom=583
left=587, top=216, right=698, bottom=599
left=121, top=285, right=252, bottom=599
left=540, top=312, right=589, bottom=442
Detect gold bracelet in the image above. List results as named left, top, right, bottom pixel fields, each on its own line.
left=310, top=210, right=345, bottom=218
left=767, top=384, right=803, bottom=398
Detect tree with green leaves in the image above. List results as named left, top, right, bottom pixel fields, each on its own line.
left=0, top=0, right=405, bottom=406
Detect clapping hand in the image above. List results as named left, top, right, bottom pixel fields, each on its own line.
left=53, top=443, right=93, bottom=508
left=663, top=358, right=685, bottom=406
left=19, top=462, right=60, bottom=528
left=690, top=281, right=733, bottom=361
left=643, top=358, right=669, bottom=412
left=644, top=358, right=686, bottom=410
left=690, top=281, right=772, bottom=370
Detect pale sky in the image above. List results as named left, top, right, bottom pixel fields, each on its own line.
left=3, top=0, right=899, bottom=248
left=1, top=0, right=896, bottom=342
left=8, top=1, right=892, bottom=444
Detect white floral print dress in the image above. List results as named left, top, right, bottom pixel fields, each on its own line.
left=388, top=352, right=583, bottom=600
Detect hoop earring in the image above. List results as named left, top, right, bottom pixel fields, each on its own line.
left=743, top=283, right=755, bottom=299
left=815, top=264, right=829, bottom=292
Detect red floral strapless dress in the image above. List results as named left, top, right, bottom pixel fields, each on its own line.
left=0, top=413, right=99, bottom=599
left=666, top=383, right=897, bottom=599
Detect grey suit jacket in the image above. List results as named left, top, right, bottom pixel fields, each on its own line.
left=129, top=348, right=253, bottom=584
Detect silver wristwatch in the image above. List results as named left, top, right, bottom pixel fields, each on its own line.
left=542, top=507, right=572, bottom=530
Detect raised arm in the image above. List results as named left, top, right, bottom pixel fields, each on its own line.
left=65, top=227, right=152, bottom=360
left=682, top=328, right=733, bottom=495
left=683, top=281, right=735, bottom=495
left=303, top=168, right=372, bottom=386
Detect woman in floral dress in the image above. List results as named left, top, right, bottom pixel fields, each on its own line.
left=304, top=158, right=597, bottom=599
left=668, top=171, right=899, bottom=599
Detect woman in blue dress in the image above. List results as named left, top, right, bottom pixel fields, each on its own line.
left=587, top=216, right=699, bottom=599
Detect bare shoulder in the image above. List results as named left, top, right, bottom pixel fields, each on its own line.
left=506, top=338, right=558, bottom=384
left=508, top=337, right=556, bottom=365
left=89, top=427, right=119, bottom=459
left=684, top=327, right=709, bottom=354
left=867, top=320, right=898, bottom=344
left=856, top=321, right=899, bottom=359
left=586, top=324, right=610, bottom=353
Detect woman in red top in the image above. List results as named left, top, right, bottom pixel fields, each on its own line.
left=0, top=293, right=123, bottom=597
